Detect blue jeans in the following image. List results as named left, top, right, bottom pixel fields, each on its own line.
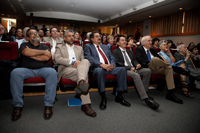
left=10, top=67, right=57, bottom=107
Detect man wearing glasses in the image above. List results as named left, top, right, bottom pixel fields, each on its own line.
left=10, top=28, right=57, bottom=121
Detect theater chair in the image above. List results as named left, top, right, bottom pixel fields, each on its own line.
left=74, top=40, right=81, bottom=46
left=102, top=42, right=108, bottom=45
left=0, top=41, right=18, bottom=61
left=84, top=40, right=90, bottom=45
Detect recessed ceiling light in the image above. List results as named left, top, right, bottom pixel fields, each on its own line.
left=71, top=5, right=74, bottom=7
left=116, top=24, right=118, bottom=26
left=149, top=16, right=152, bottom=18
left=2, top=14, right=4, bottom=16
left=179, top=8, right=183, bottom=10
left=130, top=21, right=132, bottom=23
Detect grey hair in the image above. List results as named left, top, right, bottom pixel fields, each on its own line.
left=63, top=29, right=74, bottom=37
left=87, top=32, right=92, bottom=39
left=23, top=27, right=29, bottom=33
left=158, top=40, right=168, bottom=48
left=141, top=35, right=151, bottom=46
left=177, top=44, right=185, bottom=52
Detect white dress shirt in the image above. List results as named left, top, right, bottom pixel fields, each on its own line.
left=94, top=44, right=110, bottom=64
left=66, top=43, right=76, bottom=65
left=143, top=46, right=154, bottom=59
left=51, top=37, right=57, bottom=53
left=119, top=47, right=133, bottom=66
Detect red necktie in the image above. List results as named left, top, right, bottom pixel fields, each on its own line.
left=97, top=45, right=108, bottom=64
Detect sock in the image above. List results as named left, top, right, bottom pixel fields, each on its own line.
left=144, top=97, right=150, bottom=103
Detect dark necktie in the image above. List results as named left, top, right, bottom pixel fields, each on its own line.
left=122, top=51, right=132, bottom=66
left=147, top=50, right=151, bottom=61
left=97, top=45, right=108, bottom=64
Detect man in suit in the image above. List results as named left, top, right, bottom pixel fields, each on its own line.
left=43, top=27, right=63, bottom=61
left=55, top=30, right=96, bottom=117
left=113, top=35, right=159, bottom=109
left=84, top=31, right=131, bottom=110
left=135, top=35, right=183, bottom=104
left=0, top=24, right=11, bottom=41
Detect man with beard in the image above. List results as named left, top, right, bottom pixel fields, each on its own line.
left=38, top=29, right=44, bottom=42
left=10, top=28, right=57, bottom=121
left=0, top=24, right=11, bottom=41
left=55, top=30, right=97, bottom=117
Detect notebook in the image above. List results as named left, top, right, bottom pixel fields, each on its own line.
left=68, top=98, right=81, bottom=106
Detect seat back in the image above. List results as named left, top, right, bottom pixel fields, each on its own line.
left=40, top=42, right=53, bottom=67
left=84, top=40, right=90, bottom=45
left=0, top=41, right=18, bottom=61
left=102, top=42, right=108, bottom=45
left=111, top=46, right=117, bottom=53
left=74, top=40, right=80, bottom=45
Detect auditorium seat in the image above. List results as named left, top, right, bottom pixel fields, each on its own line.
left=102, top=42, right=108, bottom=45
left=74, top=40, right=81, bottom=46
left=0, top=41, right=18, bottom=61
left=84, top=40, right=90, bottom=45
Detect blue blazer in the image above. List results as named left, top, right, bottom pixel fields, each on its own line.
left=84, top=43, right=116, bottom=68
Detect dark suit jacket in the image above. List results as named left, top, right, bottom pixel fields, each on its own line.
left=112, top=47, right=139, bottom=70
left=1, top=34, right=11, bottom=41
left=135, top=46, right=163, bottom=68
left=84, top=43, right=116, bottom=68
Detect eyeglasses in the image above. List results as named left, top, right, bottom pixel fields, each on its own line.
left=29, top=32, right=38, bottom=35
left=146, top=40, right=152, bottom=42
left=95, top=35, right=100, bottom=38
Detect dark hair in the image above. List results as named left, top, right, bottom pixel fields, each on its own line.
left=152, top=37, right=159, bottom=45
left=127, top=35, right=133, bottom=39
left=50, top=27, right=57, bottom=33
left=26, top=28, right=37, bottom=37
left=116, top=35, right=125, bottom=43
left=188, top=42, right=195, bottom=47
left=167, top=40, right=173, bottom=44
left=101, top=34, right=107, bottom=43
left=90, top=31, right=99, bottom=44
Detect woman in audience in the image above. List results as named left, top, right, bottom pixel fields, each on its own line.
left=158, top=40, right=194, bottom=98
left=101, top=34, right=107, bottom=44
left=74, top=31, right=82, bottom=45
left=127, top=38, right=137, bottom=50
left=152, top=37, right=159, bottom=48
left=188, top=42, right=195, bottom=48
left=107, top=35, right=114, bottom=49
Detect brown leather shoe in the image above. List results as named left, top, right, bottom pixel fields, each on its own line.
left=81, top=104, right=97, bottom=117
left=44, top=106, right=53, bottom=119
left=11, top=107, right=23, bottom=121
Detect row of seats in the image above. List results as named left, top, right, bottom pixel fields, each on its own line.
left=0, top=41, right=179, bottom=95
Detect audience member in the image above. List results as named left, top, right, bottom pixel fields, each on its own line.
left=127, top=38, right=137, bottom=50
left=10, top=28, right=57, bottom=120
left=135, top=35, right=185, bottom=104
left=43, top=27, right=63, bottom=61
left=41, top=25, right=47, bottom=35
left=46, top=30, right=50, bottom=37
left=113, top=36, right=159, bottom=110
left=101, top=34, right=107, bottom=44
left=0, top=24, right=11, bottom=41
left=74, top=31, right=82, bottom=45
left=152, top=37, right=159, bottom=48
left=38, top=30, right=44, bottom=42
left=107, top=35, right=114, bottom=49
left=158, top=40, right=193, bottom=98
left=55, top=30, right=96, bottom=117
left=177, top=41, right=183, bottom=46
left=15, top=28, right=23, bottom=40
left=84, top=31, right=131, bottom=109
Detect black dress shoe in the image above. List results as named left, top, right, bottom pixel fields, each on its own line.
left=148, top=95, right=154, bottom=101
left=44, top=106, right=53, bottom=119
left=145, top=100, right=159, bottom=110
left=172, top=66, right=190, bottom=75
left=99, top=97, right=107, bottom=109
left=11, top=107, right=23, bottom=121
left=115, top=96, right=131, bottom=107
left=166, top=93, right=183, bottom=104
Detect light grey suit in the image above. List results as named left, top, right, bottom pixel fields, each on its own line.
left=43, top=37, right=63, bottom=49
left=55, top=43, right=91, bottom=105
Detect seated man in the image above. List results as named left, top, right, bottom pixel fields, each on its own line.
left=15, top=28, right=23, bottom=40
left=55, top=30, right=96, bottom=117
left=43, top=27, right=63, bottom=61
left=135, top=35, right=183, bottom=104
left=113, top=35, right=159, bottom=110
left=84, top=31, right=131, bottom=110
left=0, top=24, right=11, bottom=41
left=38, top=29, right=44, bottom=42
left=10, top=28, right=57, bottom=121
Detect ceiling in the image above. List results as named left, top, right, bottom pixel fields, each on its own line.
left=0, top=0, right=200, bottom=26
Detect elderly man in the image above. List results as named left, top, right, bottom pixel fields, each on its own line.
left=10, top=28, right=57, bottom=121
left=135, top=35, right=184, bottom=104
left=113, top=35, right=159, bottom=110
left=0, top=24, right=11, bottom=41
left=55, top=30, right=96, bottom=117
left=43, top=27, right=63, bottom=61
left=84, top=31, right=131, bottom=109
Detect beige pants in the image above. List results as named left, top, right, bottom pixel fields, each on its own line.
left=148, top=57, right=175, bottom=90
left=62, top=59, right=91, bottom=105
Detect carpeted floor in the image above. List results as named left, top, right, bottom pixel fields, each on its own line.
left=0, top=88, right=200, bottom=133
